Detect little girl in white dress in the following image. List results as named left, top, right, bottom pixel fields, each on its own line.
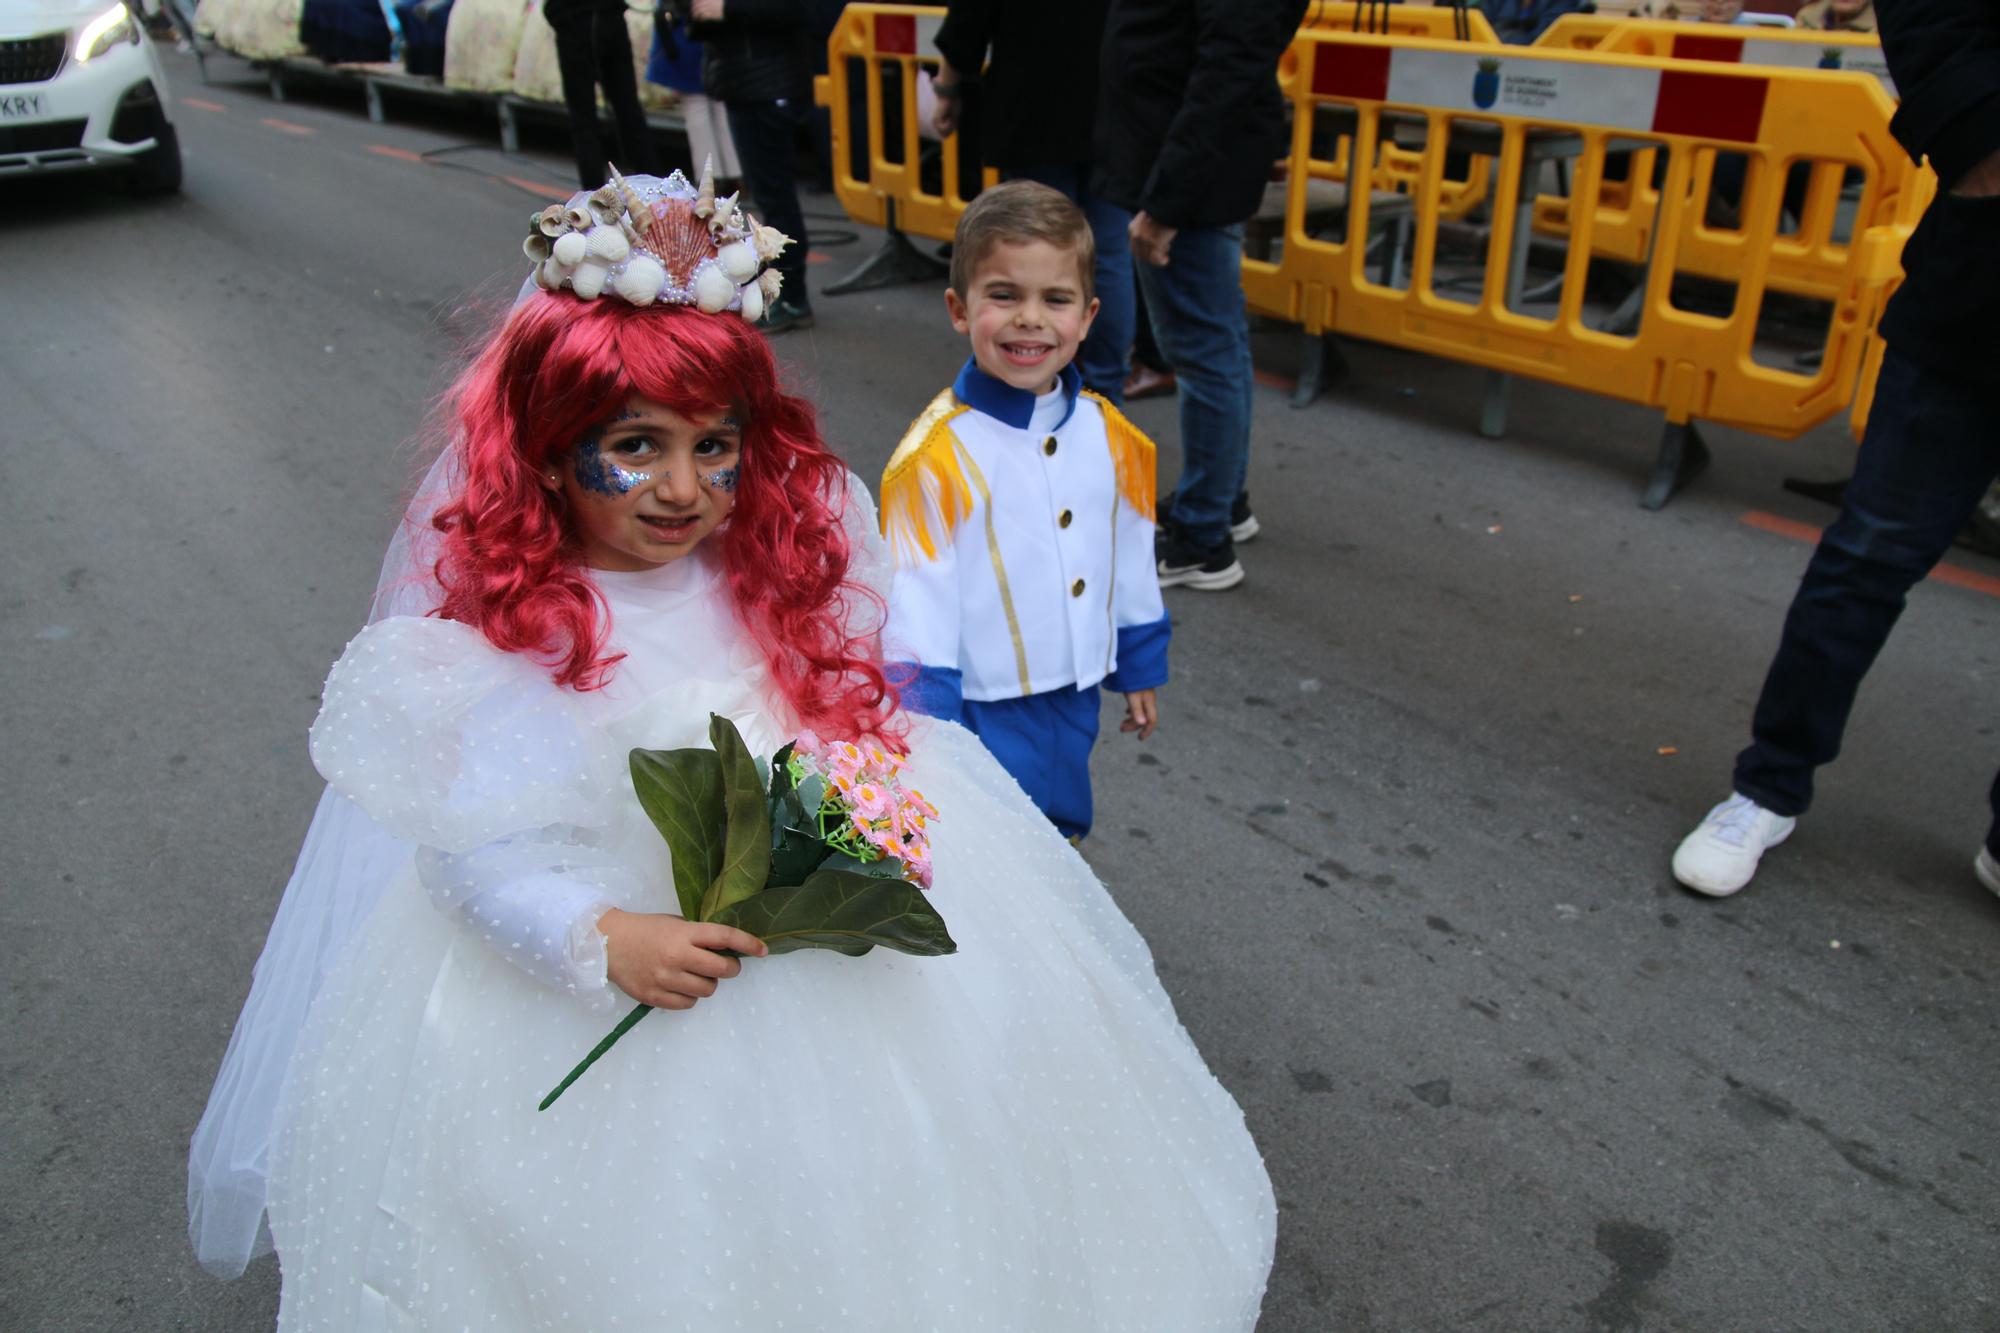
left=188, top=171, right=1276, bottom=1330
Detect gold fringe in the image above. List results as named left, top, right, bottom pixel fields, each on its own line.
left=880, top=389, right=974, bottom=563
left=1083, top=391, right=1158, bottom=523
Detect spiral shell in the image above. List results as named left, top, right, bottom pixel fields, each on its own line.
left=694, top=155, right=716, bottom=218
left=535, top=205, right=570, bottom=238
left=758, top=268, right=784, bottom=303
left=564, top=205, right=594, bottom=232
left=752, top=222, right=792, bottom=262
left=524, top=233, right=553, bottom=263
left=552, top=231, right=589, bottom=267
left=586, top=186, right=621, bottom=224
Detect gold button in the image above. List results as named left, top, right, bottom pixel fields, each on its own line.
left=1058, top=509, right=1073, bottom=528
left=1043, top=437, right=1058, bottom=456
left=1071, top=578, right=1086, bottom=597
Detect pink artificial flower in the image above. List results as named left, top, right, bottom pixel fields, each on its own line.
left=852, top=782, right=891, bottom=820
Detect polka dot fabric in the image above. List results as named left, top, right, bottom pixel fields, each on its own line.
left=264, top=494, right=1276, bottom=1331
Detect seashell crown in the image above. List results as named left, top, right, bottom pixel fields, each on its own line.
left=523, top=158, right=791, bottom=322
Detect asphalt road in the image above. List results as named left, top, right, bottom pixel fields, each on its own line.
left=3, top=46, right=1996, bottom=1333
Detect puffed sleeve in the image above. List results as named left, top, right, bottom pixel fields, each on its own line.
left=310, top=617, right=635, bottom=1009
left=880, top=470, right=968, bottom=723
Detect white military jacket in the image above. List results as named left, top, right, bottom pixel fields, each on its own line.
left=881, top=360, right=1168, bottom=703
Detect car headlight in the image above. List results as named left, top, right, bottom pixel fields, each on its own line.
left=76, top=2, right=139, bottom=62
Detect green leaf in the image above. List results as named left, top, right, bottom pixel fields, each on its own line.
left=769, top=822, right=829, bottom=888
left=768, top=741, right=797, bottom=803
left=711, top=869, right=957, bottom=957
left=701, top=714, right=773, bottom=919
left=630, top=746, right=724, bottom=921
left=817, top=850, right=909, bottom=882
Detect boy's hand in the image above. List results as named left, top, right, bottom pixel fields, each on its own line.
left=1120, top=689, right=1158, bottom=741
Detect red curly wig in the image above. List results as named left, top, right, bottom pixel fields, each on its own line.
left=428, top=293, right=900, bottom=745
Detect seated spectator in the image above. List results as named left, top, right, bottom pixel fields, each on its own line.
left=1483, top=0, right=1593, bottom=44
left=1795, top=0, right=1875, bottom=30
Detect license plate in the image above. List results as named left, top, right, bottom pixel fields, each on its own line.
left=0, top=93, right=48, bottom=119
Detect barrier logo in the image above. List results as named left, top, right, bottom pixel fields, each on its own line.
left=1817, top=46, right=1843, bottom=69
left=1473, top=58, right=1502, bottom=109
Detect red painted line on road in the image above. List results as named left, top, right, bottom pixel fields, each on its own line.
left=1253, top=368, right=1296, bottom=392
left=503, top=174, right=571, bottom=200
left=261, top=117, right=315, bottom=136
left=807, top=249, right=830, bottom=265
left=367, top=144, right=426, bottom=163
left=1740, top=509, right=2000, bottom=600
left=180, top=96, right=226, bottom=113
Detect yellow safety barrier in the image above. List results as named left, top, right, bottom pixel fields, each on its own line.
left=1242, top=27, right=1921, bottom=504
left=1527, top=19, right=1905, bottom=305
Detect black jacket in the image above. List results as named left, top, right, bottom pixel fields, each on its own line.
left=1875, top=0, right=2000, bottom=383
left=689, top=0, right=813, bottom=104
left=1091, top=0, right=1309, bottom=228
left=933, top=0, right=1110, bottom=170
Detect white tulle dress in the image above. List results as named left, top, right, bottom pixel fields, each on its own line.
left=254, top=499, right=1276, bottom=1331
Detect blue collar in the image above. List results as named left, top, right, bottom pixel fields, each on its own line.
left=952, top=357, right=1081, bottom=432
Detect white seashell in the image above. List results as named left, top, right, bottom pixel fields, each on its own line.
left=564, top=205, right=594, bottom=232
left=571, top=258, right=612, bottom=300
left=693, top=262, right=735, bottom=313
left=524, top=233, right=553, bottom=262
left=552, top=231, right=589, bottom=266
left=613, top=254, right=666, bottom=305
left=716, top=241, right=759, bottom=284
left=694, top=155, right=716, bottom=217
left=758, top=268, right=784, bottom=303
left=536, top=204, right=570, bottom=238
left=753, top=222, right=793, bottom=262
left=586, top=226, right=630, bottom=263
left=540, top=257, right=571, bottom=290
left=738, top=279, right=764, bottom=323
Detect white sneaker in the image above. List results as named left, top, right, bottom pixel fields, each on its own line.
left=1672, top=793, right=1797, bottom=897
left=1977, top=846, right=2000, bottom=898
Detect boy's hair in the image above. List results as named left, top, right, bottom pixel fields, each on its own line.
left=949, top=181, right=1096, bottom=304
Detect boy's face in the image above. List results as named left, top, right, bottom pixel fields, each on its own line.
left=946, top=239, right=1099, bottom=395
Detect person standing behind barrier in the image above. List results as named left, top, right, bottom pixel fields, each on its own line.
left=1671, top=0, right=2000, bottom=899
left=545, top=0, right=662, bottom=189
left=927, top=0, right=1134, bottom=407
left=1794, top=0, right=1875, bottom=31
left=686, top=0, right=815, bottom=332
left=1094, top=0, right=1307, bottom=592
left=646, top=10, right=744, bottom=193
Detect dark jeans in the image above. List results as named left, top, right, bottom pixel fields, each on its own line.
left=545, top=0, right=658, bottom=189
left=1005, top=165, right=1135, bottom=405
left=1733, top=348, right=2000, bottom=855
left=725, top=98, right=811, bottom=309
left=1136, top=223, right=1254, bottom=549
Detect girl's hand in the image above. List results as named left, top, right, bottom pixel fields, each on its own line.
left=1120, top=689, right=1158, bottom=741
left=597, top=909, right=767, bottom=1010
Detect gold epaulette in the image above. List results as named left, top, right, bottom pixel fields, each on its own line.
left=879, top=389, right=974, bottom=563
left=1082, top=391, right=1158, bottom=523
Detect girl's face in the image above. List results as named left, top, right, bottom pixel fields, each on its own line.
left=546, top=394, right=742, bottom=571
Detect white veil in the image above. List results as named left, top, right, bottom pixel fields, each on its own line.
left=186, top=449, right=460, bottom=1278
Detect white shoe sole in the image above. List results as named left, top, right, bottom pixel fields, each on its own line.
left=1158, top=559, right=1245, bottom=591
left=1672, top=817, right=1794, bottom=897
left=1977, top=846, right=2000, bottom=897
left=1230, top=515, right=1260, bottom=544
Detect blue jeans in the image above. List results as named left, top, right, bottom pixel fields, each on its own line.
left=1733, top=349, right=2000, bottom=855
left=1135, top=224, right=1254, bottom=549
left=1006, top=165, right=1134, bottom=405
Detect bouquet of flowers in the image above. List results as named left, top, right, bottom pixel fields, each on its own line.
left=540, top=715, right=951, bottom=1109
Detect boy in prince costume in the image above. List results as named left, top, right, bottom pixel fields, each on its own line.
left=882, top=182, right=1172, bottom=841
left=187, top=170, right=1275, bottom=1328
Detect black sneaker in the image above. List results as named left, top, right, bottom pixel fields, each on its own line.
left=1230, top=492, right=1259, bottom=544
left=1157, top=529, right=1244, bottom=590
left=760, top=298, right=815, bottom=334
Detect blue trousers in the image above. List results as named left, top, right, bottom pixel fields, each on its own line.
left=1732, top=348, right=2000, bottom=856
left=962, top=685, right=1103, bottom=840
left=1136, top=224, right=1255, bottom=549
left=1006, top=165, right=1135, bottom=406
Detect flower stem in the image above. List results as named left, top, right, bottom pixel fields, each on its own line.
left=538, top=1001, right=653, bottom=1111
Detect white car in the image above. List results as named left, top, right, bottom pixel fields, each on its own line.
left=0, top=0, right=180, bottom=192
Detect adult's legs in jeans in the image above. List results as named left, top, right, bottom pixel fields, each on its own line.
left=726, top=100, right=812, bottom=308
left=1004, top=165, right=1135, bottom=405
left=1136, top=224, right=1253, bottom=550
left=1732, top=349, right=2000, bottom=817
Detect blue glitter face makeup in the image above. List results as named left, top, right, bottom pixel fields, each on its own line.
left=572, top=432, right=655, bottom=496
left=701, top=465, right=739, bottom=494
